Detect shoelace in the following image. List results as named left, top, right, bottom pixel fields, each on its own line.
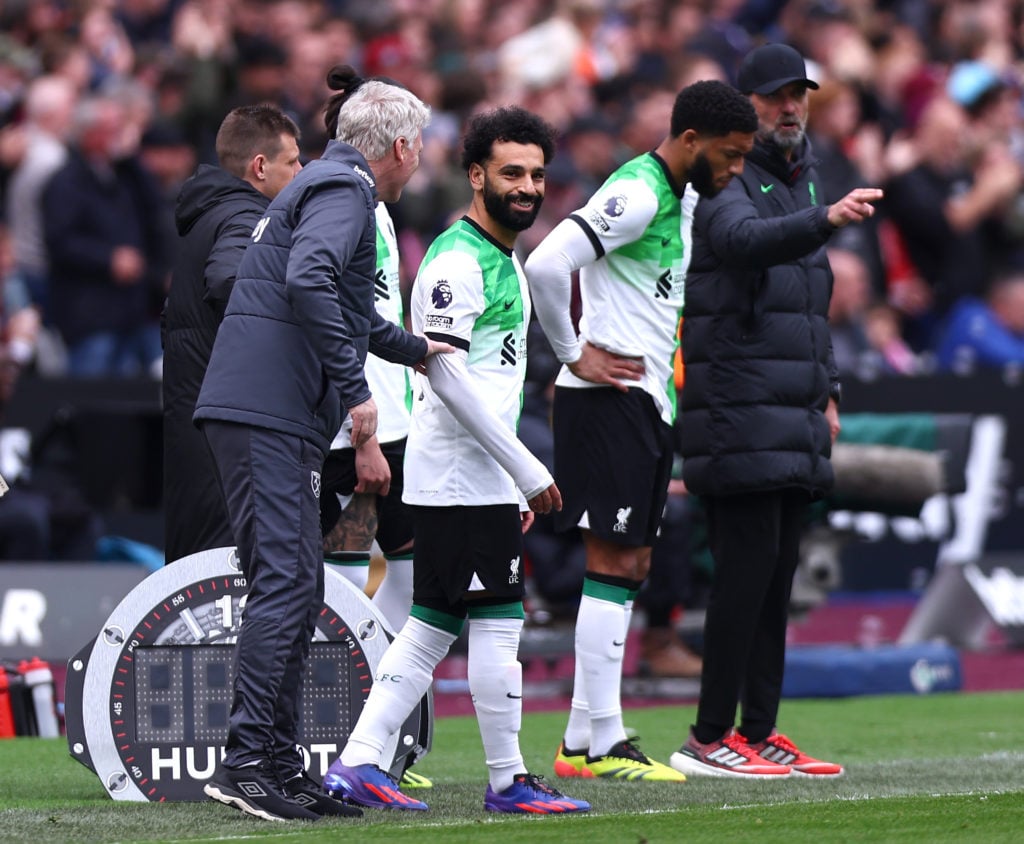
left=766, top=733, right=799, bottom=754
left=618, top=737, right=652, bottom=763
left=722, top=732, right=761, bottom=760
left=253, top=758, right=292, bottom=796
left=519, top=773, right=564, bottom=798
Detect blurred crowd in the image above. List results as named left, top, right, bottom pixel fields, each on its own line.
left=2, top=0, right=1024, bottom=379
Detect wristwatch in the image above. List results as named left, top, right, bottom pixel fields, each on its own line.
left=828, top=382, right=843, bottom=407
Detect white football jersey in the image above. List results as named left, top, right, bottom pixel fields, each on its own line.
left=555, top=153, right=697, bottom=424
left=403, top=217, right=534, bottom=506
left=332, top=203, right=412, bottom=450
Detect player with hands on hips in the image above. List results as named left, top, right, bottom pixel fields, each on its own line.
left=525, top=79, right=759, bottom=785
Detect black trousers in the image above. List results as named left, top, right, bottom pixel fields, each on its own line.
left=163, top=401, right=234, bottom=563
left=202, top=420, right=325, bottom=773
left=694, top=488, right=809, bottom=744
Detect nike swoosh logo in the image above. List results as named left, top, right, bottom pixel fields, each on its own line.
left=506, top=693, right=523, bottom=699
left=661, top=237, right=671, bottom=247
left=612, top=640, right=624, bottom=647
left=760, top=184, right=774, bottom=193
left=503, top=300, right=515, bottom=310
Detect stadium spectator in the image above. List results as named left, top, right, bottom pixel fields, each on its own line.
left=525, top=80, right=758, bottom=784
left=936, top=271, right=1024, bottom=372
left=828, top=245, right=919, bottom=378
left=280, top=29, right=334, bottom=158
left=41, top=93, right=166, bottom=377
left=195, top=74, right=439, bottom=823
left=324, top=105, right=590, bottom=817
left=884, top=95, right=1023, bottom=348
left=828, top=245, right=875, bottom=376
left=4, top=75, right=74, bottom=324
left=671, top=43, right=880, bottom=780
left=77, top=4, right=135, bottom=89
left=162, top=104, right=301, bottom=564
left=227, top=38, right=289, bottom=111
left=806, top=78, right=886, bottom=294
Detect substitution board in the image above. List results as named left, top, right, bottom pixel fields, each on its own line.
left=64, top=547, right=431, bottom=801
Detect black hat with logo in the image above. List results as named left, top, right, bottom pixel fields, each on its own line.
left=737, top=44, right=819, bottom=95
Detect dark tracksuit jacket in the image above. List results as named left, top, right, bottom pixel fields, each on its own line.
left=193, top=141, right=426, bottom=768
left=161, top=165, right=269, bottom=562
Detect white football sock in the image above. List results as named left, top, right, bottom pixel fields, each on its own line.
left=564, top=655, right=591, bottom=752
left=467, top=616, right=525, bottom=793
left=574, top=593, right=628, bottom=757
left=341, top=616, right=456, bottom=767
left=372, top=552, right=414, bottom=632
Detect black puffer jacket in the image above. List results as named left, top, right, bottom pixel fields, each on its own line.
left=679, top=137, right=839, bottom=498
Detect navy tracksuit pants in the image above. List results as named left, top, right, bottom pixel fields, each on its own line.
left=202, top=420, right=325, bottom=775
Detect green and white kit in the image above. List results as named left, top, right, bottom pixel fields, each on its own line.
left=404, top=217, right=550, bottom=507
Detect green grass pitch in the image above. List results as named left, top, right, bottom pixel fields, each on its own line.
left=2, top=691, right=1022, bottom=843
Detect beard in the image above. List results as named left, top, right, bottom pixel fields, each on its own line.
left=482, top=177, right=543, bottom=232
left=764, top=115, right=807, bottom=153
left=687, top=151, right=720, bottom=198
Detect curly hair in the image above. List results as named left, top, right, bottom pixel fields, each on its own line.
left=460, top=106, right=557, bottom=172
left=670, top=80, right=758, bottom=138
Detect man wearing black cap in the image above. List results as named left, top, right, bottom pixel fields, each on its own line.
left=669, top=44, right=883, bottom=780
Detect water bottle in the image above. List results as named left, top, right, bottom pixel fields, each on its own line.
left=18, top=658, right=59, bottom=737
left=0, top=667, right=16, bottom=738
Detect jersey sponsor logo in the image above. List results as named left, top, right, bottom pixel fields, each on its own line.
left=602, top=193, right=628, bottom=218
left=430, top=280, right=453, bottom=309
left=425, top=314, right=453, bottom=330
left=500, top=333, right=517, bottom=366
left=760, top=183, right=775, bottom=194
left=503, top=298, right=515, bottom=311
left=613, top=506, right=631, bottom=534
left=508, top=556, right=521, bottom=584
left=374, top=268, right=390, bottom=301
left=311, top=470, right=321, bottom=499
left=353, top=164, right=375, bottom=187
left=251, top=217, right=270, bottom=242
left=655, top=268, right=672, bottom=300
left=587, top=209, right=610, bottom=233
